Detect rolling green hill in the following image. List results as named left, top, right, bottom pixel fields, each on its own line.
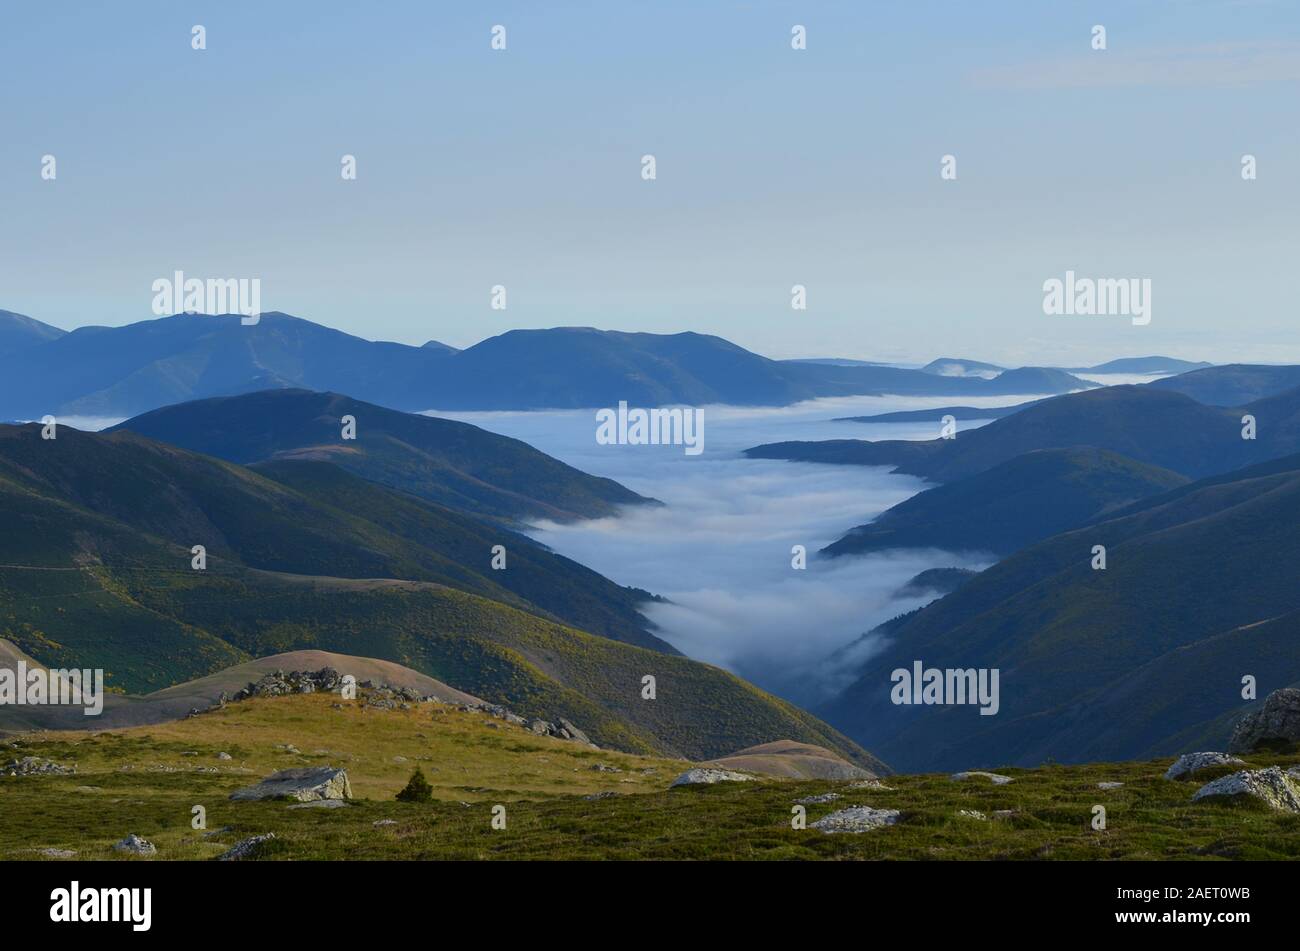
left=817, top=454, right=1300, bottom=772
left=109, top=389, right=650, bottom=524
left=0, top=423, right=877, bottom=766
left=0, top=422, right=667, bottom=652
left=823, top=448, right=1189, bottom=559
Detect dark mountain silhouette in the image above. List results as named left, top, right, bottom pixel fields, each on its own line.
left=748, top=384, right=1300, bottom=482
left=109, top=389, right=651, bottom=524
left=0, top=309, right=65, bottom=357
left=0, top=310, right=1098, bottom=418
left=920, top=357, right=1005, bottom=377
left=823, top=448, right=1188, bottom=559
left=0, top=421, right=667, bottom=653
left=1075, top=356, right=1211, bottom=374
left=1148, top=363, right=1300, bottom=405
left=817, top=453, right=1300, bottom=772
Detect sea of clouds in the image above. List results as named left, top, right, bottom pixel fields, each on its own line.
left=435, top=392, right=1043, bottom=706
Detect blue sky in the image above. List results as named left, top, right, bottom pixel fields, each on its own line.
left=2, top=1, right=1298, bottom=365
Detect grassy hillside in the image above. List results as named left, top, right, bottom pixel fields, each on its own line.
left=0, top=423, right=666, bottom=651
left=0, top=424, right=875, bottom=764
left=2, top=691, right=1296, bottom=861
left=824, top=448, right=1188, bottom=558
left=110, top=388, right=650, bottom=523
left=819, top=454, right=1300, bottom=772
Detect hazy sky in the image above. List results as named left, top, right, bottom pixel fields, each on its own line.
left=3, top=1, right=1298, bottom=365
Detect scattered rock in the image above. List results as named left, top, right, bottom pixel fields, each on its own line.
left=1191, top=766, right=1300, bottom=813
left=557, top=718, right=593, bottom=745
left=112, top=834, right=156, bottom=856
left=373, top=819, right=398, bottom=827
left=958, top=809, right=988, bottom=820
left=201, top=826, right=233, bottom=838
left=216, top=752, right=232, bottom=761
left=286, top=799, right=350, bottom=809
left=951, top=771, right=1013, bottom=785
left=1097, top=781, right=1125, bottom=790
left=2, top=756, right=75, bottom=777
left=1230, top=688, right=1300, bottom=753
left=35, top=848, right=77, bottom=858
left=589, top=763, right=621, bottom=773
left=847, top=779, right=894, bottom=791
left=795, top=792, right=841, bottom=805
left=230, top=766, right=352, bottom=802
left=991, top=810, right=1017, bottom=820
left=216, top=833, right=276, bottom=861
left=811, top=806, right=901, bottom=833
left=1165, top=752, right=1244, bottom=781
left=583, top=791, right=620, bottom=800
left=670, top=768, right=756, bottom=788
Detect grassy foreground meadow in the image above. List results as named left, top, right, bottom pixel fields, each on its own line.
left=3, top=692, right=1299, bottom=861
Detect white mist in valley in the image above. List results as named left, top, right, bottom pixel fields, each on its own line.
left=435, top=394, right=1030, bottom=706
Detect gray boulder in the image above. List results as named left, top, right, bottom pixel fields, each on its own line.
left=2, top=756, right=75, bottom=777
left=1229, top=688, right=1300, bottom=753
left=811, top=806, right=901, bottom=833
left=1191, top=766, right=1300, bottom=813
left=557, top=717, right=593, bottom=745
left=951, top=770, right=1013, bottom=785
left=670, top=768, right=755, bottom=788
left=112, top=834, right=156, bottom=856
left=1165, top=751, right=1244, bottom=780
left=230, top=766, right=352, bottom=802
left=216, top=833, right=276, bottom=861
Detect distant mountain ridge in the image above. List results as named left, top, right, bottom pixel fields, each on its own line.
left=1148, top=364, right=1300, bottom=405
left=0, top=309, right=1100, bottom=418
left=748, top=384, right=1300, bottom=482
left=0, top=309, right=65, bottom=356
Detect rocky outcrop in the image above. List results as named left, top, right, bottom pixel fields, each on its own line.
left=1164, top=751, right=1244, bottom=780
left=795, top=792, right=841, bottom=805
left=1191, top=766, right=1300, bottom=813
left=811, top=806, right=901, bottom=833
left=227, top=667, right=597, bottom=747
left=217, top=833, right=277, bottom=861
left=230, top=766, right=352, bottom=802
left=669, top=768, right=756, bottom=788
left=1229, top=688, right=1300, bottom=753
left=112, top=834, right=156, bottom=855
left=704, top=739, right=878, bottom=781
left=951, top=770, right=1013, bottom=785
left=2, top=756, right=75, bottom=777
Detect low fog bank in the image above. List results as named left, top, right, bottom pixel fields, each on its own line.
left=437, top=394, right=1018, bottom=705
